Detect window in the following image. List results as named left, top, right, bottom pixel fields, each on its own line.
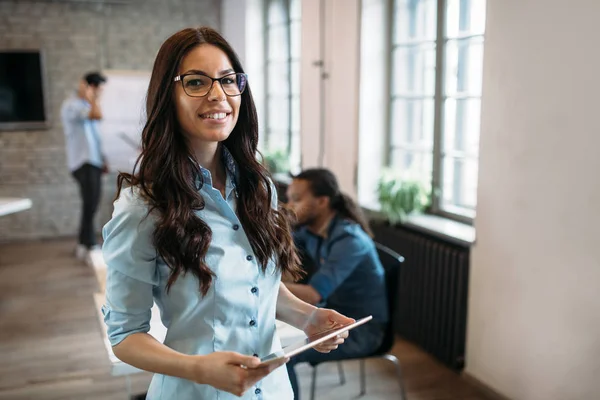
left=263, top=0, right=301, bottom=173
left=390, top=0, right=486, bottom=221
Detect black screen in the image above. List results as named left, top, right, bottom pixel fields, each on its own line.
left=0, top=51, right=46, bottom=124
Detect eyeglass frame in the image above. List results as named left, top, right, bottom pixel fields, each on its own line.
left=173, top=72, right=248, bottom=98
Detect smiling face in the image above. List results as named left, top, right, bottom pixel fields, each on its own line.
left=174, top=44, right=241, bottom=145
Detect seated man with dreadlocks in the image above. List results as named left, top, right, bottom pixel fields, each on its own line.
left=284, top=168, right=388, bottom=399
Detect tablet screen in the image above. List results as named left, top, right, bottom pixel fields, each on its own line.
left=259, top=315, right=373, bottom=366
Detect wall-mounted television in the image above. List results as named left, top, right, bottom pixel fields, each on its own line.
left=0, top=50, right=49, bottom=130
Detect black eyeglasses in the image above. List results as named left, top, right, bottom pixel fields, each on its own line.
left=173, top=72, right=248, bottom=97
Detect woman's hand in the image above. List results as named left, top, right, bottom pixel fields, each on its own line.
left=302, top=308, right=355, bottom=353
left=189, top=351, right=288, bottom=397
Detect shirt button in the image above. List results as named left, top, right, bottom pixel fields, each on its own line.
left=255, top=388, right=261, bottom=395
left=249, top=319, right=256, bottom=326
left=251, top=287, right=258, bottom=294
left=233, top=224, right=240, bottom=231
left=246, top=255, right=253, bottom=261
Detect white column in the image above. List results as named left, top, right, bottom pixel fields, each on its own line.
left=466, top=1, right=600, bottom=399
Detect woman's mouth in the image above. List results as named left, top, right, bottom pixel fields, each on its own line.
left=199, top=112, right=229, bottom=121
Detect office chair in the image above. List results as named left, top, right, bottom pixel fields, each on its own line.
left=308, top=242, right=407, bottom=400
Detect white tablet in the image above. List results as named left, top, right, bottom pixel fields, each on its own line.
left=259, top=315, right=373, bottom=366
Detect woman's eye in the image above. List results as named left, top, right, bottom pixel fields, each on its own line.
left=222, top=78, right=235, bottom=84
left=186, top=79, right=204, bottom=87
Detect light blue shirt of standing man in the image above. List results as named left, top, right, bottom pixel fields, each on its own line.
left=101, top=147, right=294, bottom=400
left=61, top=94, right=104, bottom=172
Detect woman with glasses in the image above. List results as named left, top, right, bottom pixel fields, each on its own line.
left=101, top=27, right=354, bottom=399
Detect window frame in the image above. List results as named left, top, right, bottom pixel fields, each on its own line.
left=263, top=0, right=300, bottom=169
left=388, top=0, right=484, bottom=224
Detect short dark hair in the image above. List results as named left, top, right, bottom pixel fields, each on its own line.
left=83, top=72, right=107, bottom=87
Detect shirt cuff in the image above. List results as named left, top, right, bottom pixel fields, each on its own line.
left=102, top=304, right=151, bottom=346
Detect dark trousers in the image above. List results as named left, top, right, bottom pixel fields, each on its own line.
left=286, top=323, right=384, bottom=399
left=72, top=163, right=102, bottom=248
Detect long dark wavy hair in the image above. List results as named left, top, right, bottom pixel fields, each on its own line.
left=116, top=27, right=301, bottom=295
left=294, top=168, right=374, bottom=237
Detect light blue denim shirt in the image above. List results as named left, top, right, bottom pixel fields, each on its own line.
left=101, top=148, right=293, bottom=400
left=61, top=94, right=103, bottom=171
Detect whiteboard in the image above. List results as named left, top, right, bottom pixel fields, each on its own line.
left=99, top=70, right=150, bottom=174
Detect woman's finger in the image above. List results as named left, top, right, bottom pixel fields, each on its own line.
left=328, top=310, right=355, bottom=326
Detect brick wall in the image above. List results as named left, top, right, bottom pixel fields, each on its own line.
left=0, top=0, right=221, bottom=242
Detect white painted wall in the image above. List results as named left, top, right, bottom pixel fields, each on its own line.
left=221, top=0, right=247, bottom=65
left=300, top=0, right=361, bottom=196
left=466, top=1, right=600, bottom=399
left=299, top=0, right=323, bottom=169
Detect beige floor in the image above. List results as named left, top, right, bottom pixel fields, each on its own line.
left=0, top=239, right=492, bottom=400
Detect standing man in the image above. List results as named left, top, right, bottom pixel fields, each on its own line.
left=61, top=72, right=107, bottom=265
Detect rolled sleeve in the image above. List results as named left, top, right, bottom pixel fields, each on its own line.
left=309, top=235, right=368, bottom=300
left=101, top=189, right=158, bottom=346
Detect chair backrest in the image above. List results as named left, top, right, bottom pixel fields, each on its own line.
left=374, top=242, right=404, bottom=355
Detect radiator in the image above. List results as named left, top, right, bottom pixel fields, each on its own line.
left=372, top=222, right=470, bottom=371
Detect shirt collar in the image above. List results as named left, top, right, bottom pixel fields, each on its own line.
left=191, top=145, right=238, bottom=195
left=312, top=212, right=339, bottom=239
left=221, top=145, right=237, bottom=179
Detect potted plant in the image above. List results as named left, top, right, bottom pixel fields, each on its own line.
left=376, top=169, right=431, bottom=224
left=261, top=149, right=290, bottom=174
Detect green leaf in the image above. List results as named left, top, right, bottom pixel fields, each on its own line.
left=375, top=170, right=431, bottom=223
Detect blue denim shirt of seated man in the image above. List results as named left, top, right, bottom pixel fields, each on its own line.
left=293, top=215, right=389, bottom=325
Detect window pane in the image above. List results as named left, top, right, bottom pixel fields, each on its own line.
left=441, top=156, right=478, bottom=211
left=290, top=0, right=301, bottom=21
left=390, top=98, right=435, bottom=147
left=290, top=20, right=301, bottom=59
left=268, top=0, right=287, bottom=26
left=394, top=0, right=437, bottom=44
left=443, top=98, right=481, bottom=156
left=266, top=129, right=290, bottom=153
left=267, top=62, right=290, bottom=96
left=446, top=0, right=487, bottom=38
left=445, top=37, right=484, bottom=96
left=267, top=96, right=290, bottom=132
left=263, top=0, right=301, bottom=168
left=393, top=44, right=436, bottom=96
left=390, top=148, right=433, bottom=184
left=268, top=25, right=289, bottom=62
